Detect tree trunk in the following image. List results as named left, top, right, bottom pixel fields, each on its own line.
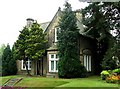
left=42, top=57, right=43, bottom=76
left=24, top=56, right=30, bottom=75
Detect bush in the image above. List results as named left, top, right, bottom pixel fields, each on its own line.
left=58, top=60, right=88, bottom=78
left=100, top=70, right=110, bottom=80
left=78, top=65, right=88, bottom=78
left=112, top=68, right=120, bottom=74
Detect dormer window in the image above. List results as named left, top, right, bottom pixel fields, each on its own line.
left=55, top=27, right=60, bottom=42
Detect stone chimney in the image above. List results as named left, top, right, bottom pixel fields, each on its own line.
left=26, top=18, right=34, bottom=28
left=75, top=9, right=82, bottom=22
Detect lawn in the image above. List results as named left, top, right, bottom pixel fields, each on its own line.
left=0, top=75, right=119, bottom=89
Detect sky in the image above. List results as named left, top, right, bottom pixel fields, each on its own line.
left=0, top=0, right=89, bottom=47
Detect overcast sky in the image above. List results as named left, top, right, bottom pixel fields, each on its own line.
left=0, top=0, right=89, bottom=47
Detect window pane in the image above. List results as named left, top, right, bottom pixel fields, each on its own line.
left=57, top=27, right=61, bottom=33
left=29, top=65, right=31, bottom=68
left=22, top=60, right=25, bottom=69
left=29, top=61, right=31, bottom=68
left=86, top=55, right=89, bottom=71
left=56, top=54, right=58, bottom=59
left=26, top=61, right=28, bottom=65
left=83, top=55, right=91, bottom=71
left=84, top=55, right=86, bottom=68
left=56, top=61, right=58, bottom=71
left=29, top=61, right=31, bottom=65
left=55, top=27, right=58, bottom=42
left=51, top=55, right=54, bottom=58
left=57, top=37, right=58, bottom=40
left=89, top=56, right=91, bottom=71
left=51, top=61, right=54, bottom=71
left=23, top=64, right=25, bottom=69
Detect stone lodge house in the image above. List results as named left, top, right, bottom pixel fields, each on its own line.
left=17, top=8, right=96, bottom=77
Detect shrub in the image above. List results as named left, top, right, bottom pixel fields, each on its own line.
left=112, top=68, right=120, bottom=74
left=100, top=70, right=110, bottom=80
left=78, top=65, right=88, bottom=78
left=58, top=61, right=88, bottom=78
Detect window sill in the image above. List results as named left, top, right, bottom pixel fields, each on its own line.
left=49, top=71, right=58, bottom=73
left=21, top=69, right=31, bottom=71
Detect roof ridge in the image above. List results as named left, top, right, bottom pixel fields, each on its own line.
left=40, top=21, right=50, bottom=24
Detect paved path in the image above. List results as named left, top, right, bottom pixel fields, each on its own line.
left=3, top=78, right=22, bottom=86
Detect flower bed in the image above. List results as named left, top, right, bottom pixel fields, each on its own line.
left=106, top=75, right=120, bottom=84
left=100, top=68, right=120, bottom=84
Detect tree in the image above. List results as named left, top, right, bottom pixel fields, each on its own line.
left=0, top=44, right=6, bottom=60
left=81, top=2, right=120, bottom=71
left=58, top=2, right=87, bottom=78
left=0, top=44, right=6, bottom=76
left=97, top=2, right=120, bottom=70
left=14, top=21, right=47, bottom=75
left=10, top=45, right=18, bottom=75
left=82, top=2, right=112, bottom=73
left=114, top=31, right=120, bottom=68
left=25, top=21, right=47, bottom=61
left=109, top=2, right=120, bottom=68
left=14, top=26, right=30, bottom=75
left=2, top=44, right=17, bottom=76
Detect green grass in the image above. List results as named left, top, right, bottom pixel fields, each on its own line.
left=0, top=75, right=119, bottom=88
left=57, top=76, right=118, bottom=87
left=15, top=77, right=68, bottom=87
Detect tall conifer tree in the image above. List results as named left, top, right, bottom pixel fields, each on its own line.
left=82, top=2, right=120, bottom=71
left=15, top=27, right=30, bottom=75
left=58, top=2, right=87, bottom=78
left=25, top=21, right=47, bottom=60
left=14, top=21, right=47, bottom=75
left=2, top=44, right=17, bottom=76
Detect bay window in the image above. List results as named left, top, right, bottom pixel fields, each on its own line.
left=49, top=54, right=59, bottom=72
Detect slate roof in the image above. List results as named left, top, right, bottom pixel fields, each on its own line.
left=40, top=22, right=50, bottom=32
left=47, top=43, right=57, bottom=51
left=44, top=8, right=94, bottom=51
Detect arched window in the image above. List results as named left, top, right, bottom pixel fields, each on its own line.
left=83, top=49, right=92, bottom=72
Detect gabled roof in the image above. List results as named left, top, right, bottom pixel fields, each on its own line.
left=44, top=8, right=87, bottom=35
left=40, top=22, right=50, bottom=32
left=44, top=7, right=61, bottom=32
left=44, top=8, right=95, bottom=51
left=42, top=7, right=94, bottom=40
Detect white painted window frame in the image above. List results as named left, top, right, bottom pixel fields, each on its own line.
left=21, top=59, right=31, bottom=70
left=55, top=27, right=61, bottom=42
left=83, top=55, right=91, bottom=71
left=49, top=54, right=59, bottom=72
